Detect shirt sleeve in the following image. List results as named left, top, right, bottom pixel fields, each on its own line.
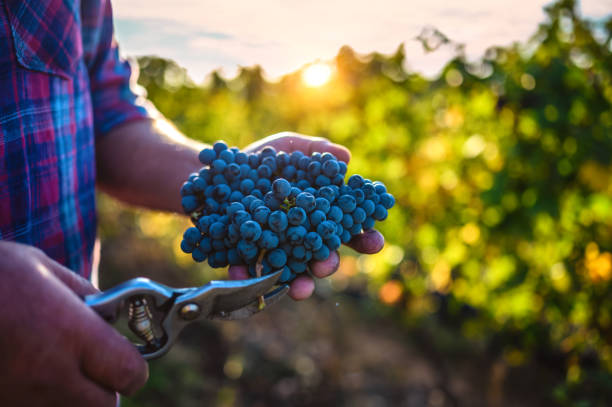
left=81, top=0, right=157, bottom=138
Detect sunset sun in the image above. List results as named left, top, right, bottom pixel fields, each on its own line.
left=301, top=63, right=332, bottom=87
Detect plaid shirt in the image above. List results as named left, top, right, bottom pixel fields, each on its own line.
left=0, top=0, right=149, bottom=277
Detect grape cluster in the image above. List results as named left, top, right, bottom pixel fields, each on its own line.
left=180, top=141, right=395, bottom=283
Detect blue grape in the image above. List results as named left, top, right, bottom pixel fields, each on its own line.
left=349, top=223, right=362, bottom=236
left=209, top=222, right=227, bottom=239
left=198, top=148, right=216, bottom=165
left=373, top=205, right=388, bottom=221
left=199, top=237, right=212, bottom=253
left=318, top=186, right=335, bottom=202
left=199, top=167, right=212, bottom=182
left=213, top=141, right=228, bottom=153
left=192, top=247, right=207, bottom=262
left=219, top=149, right=234, bottom=164
left=307, top=161, right=321, bottom=177
left=235, top=152, right=248, bottom=164
left=288, top=260, right=307, bottom=274
left=304, top=232, right=323, bottom=250
left=248, top=153, right=260, bottom=168
left=240, top=220, right=262, bottom=242
left=272, top=178, right=291, bottom=200
left=288, top=207, right=307, bottom=225
left=309, top=210, right=326, bottom=227
left=296, top=192, right=316, bottom=212
left=361, top=199, right=375, bottom=216
left=258, top=230, right=279, bottom=250
left=181, top=181, right=195, bottom=196
left=348, top=174, right=364, bottom=189
left=326, top=235, right=341, bottom=251
left=204, top=197, right=219, bottom=213
left=315, top=175, right=331, bottom=186
left=211, top=159, right=227, bottom=174
left=363, top=183, right=376, bottom=199
left=225, top=163, right=240, bottom=179
left=352, top=207, right=367, bottom=224
left=282, top=165, right=297, bottom=180
left=212, top=184, right=231, bottom=201
left=262, top=156, right=277, bottom=172
left=287, top=226, right=307, bottom=245
left=276, top=152, right=290, bottom=168
left=341, top=213, right=354, bottom=229
left=313, top=245, right=330, bottom=261
left=290, top=151, right=304, bottom=166
left=252, top=206, right=271, bottom=225
left=341, top=229, right=352, bottom=244
left=248, top=199, right=265, bottom=213
left=266, top=249, right=287, bottom=268
left=264, top=192, right=281, bottom=210
left=180, top=239, right=195, bottom=253
left=227, top=248, right=242, bottom=265
left=328, top=206, right=343, bottom=223
left=183, top=227, right=201, bottom=244
left=352, top=188, right=365, bottom=204
left=257, top=164, right=272, bottom=179
left=321, top=160, right=339, bottom=178
left=231, top=210, right=251, bottom=226
left=229, top=190, right=243, bottom=202
left=237, top=240, right=258, bottom=260
left=212, top=238, right=225, bottom=251
left=380, top=193, right=395, bottom=209
left=256, top=178, right=271, bottom=192
left=240, top=179, right=255, bottom=194
left=261, top=146, right=277, bottom=158
left=338, top=194, right=357, bottom=213
left=212, top=173, right=226, bottom=185
left=227, top=224, right=240, bottom=243
left=279, top=266, right=293, bottom=283
left=316, top=221, right=336, bottom=240
left=338, top=161, right=347, bottom=175
left=251, top=189, right=264, bottom=200
left=374, top=182, right=387, bottom=194
left=292, top=245, right=306, bottom=260
left=268, top=210, right=289, bottom=233
left=181, top=196, right=199, bottom=213
left=363, top=217, right=375, bottom=230
left=298, top=156, right=310, bottom=170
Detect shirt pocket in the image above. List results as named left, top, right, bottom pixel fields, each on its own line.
left=3, top=0, right=83, bottom=79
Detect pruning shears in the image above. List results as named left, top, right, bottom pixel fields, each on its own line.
left=85, top=271, right=288, bottom=360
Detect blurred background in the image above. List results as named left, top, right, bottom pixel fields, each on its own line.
left=101, top=0, right=612, bottom=405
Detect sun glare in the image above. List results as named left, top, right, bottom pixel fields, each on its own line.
left=302, top=63, right=332, bottom=87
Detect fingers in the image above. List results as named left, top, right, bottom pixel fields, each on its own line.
left=346, top=229, right=385, bottom=254
left=310, top=250, right=340, bottom=278
left=228, top=265, right=248, bottom=280
left=65, top=376, right=118, bottom=407
left=246, top=132, right=351, bottom=163
left=43, top=257, right=100, bottom=297
left=288, top=275, right=315, bottom=300
left=79, top=315, right=149, bottom=396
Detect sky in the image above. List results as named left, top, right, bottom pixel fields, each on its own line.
left=112, top=0, right=611, bottom=83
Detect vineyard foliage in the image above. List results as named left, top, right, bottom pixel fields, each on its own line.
left=100, top=0, right=611, bottom=402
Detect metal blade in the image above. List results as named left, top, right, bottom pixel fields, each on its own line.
left=210, top=284, right=289, bottom=320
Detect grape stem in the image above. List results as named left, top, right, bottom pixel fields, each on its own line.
left=255, top=250, right=266, bottom=310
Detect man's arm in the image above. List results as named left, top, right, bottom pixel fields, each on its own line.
left=96, top=118, right=203, bottom=213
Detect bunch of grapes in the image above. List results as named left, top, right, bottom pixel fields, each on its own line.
left=180, top=141, right=395, bottom=283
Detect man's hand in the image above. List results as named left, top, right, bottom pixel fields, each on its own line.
left=229, top=132, right=385, bottom=300
left=0, top=241, right=148, bottom=407
left=97, top=122, right=384, bottom=300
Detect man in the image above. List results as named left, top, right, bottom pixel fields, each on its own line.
left=0, top=0, right=383, bottom=405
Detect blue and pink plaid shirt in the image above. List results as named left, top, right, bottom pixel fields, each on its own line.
left=0, top=0, right=150, bottom=277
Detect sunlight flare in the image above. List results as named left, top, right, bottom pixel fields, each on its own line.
left=301, top=63, right=332, bottom=87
